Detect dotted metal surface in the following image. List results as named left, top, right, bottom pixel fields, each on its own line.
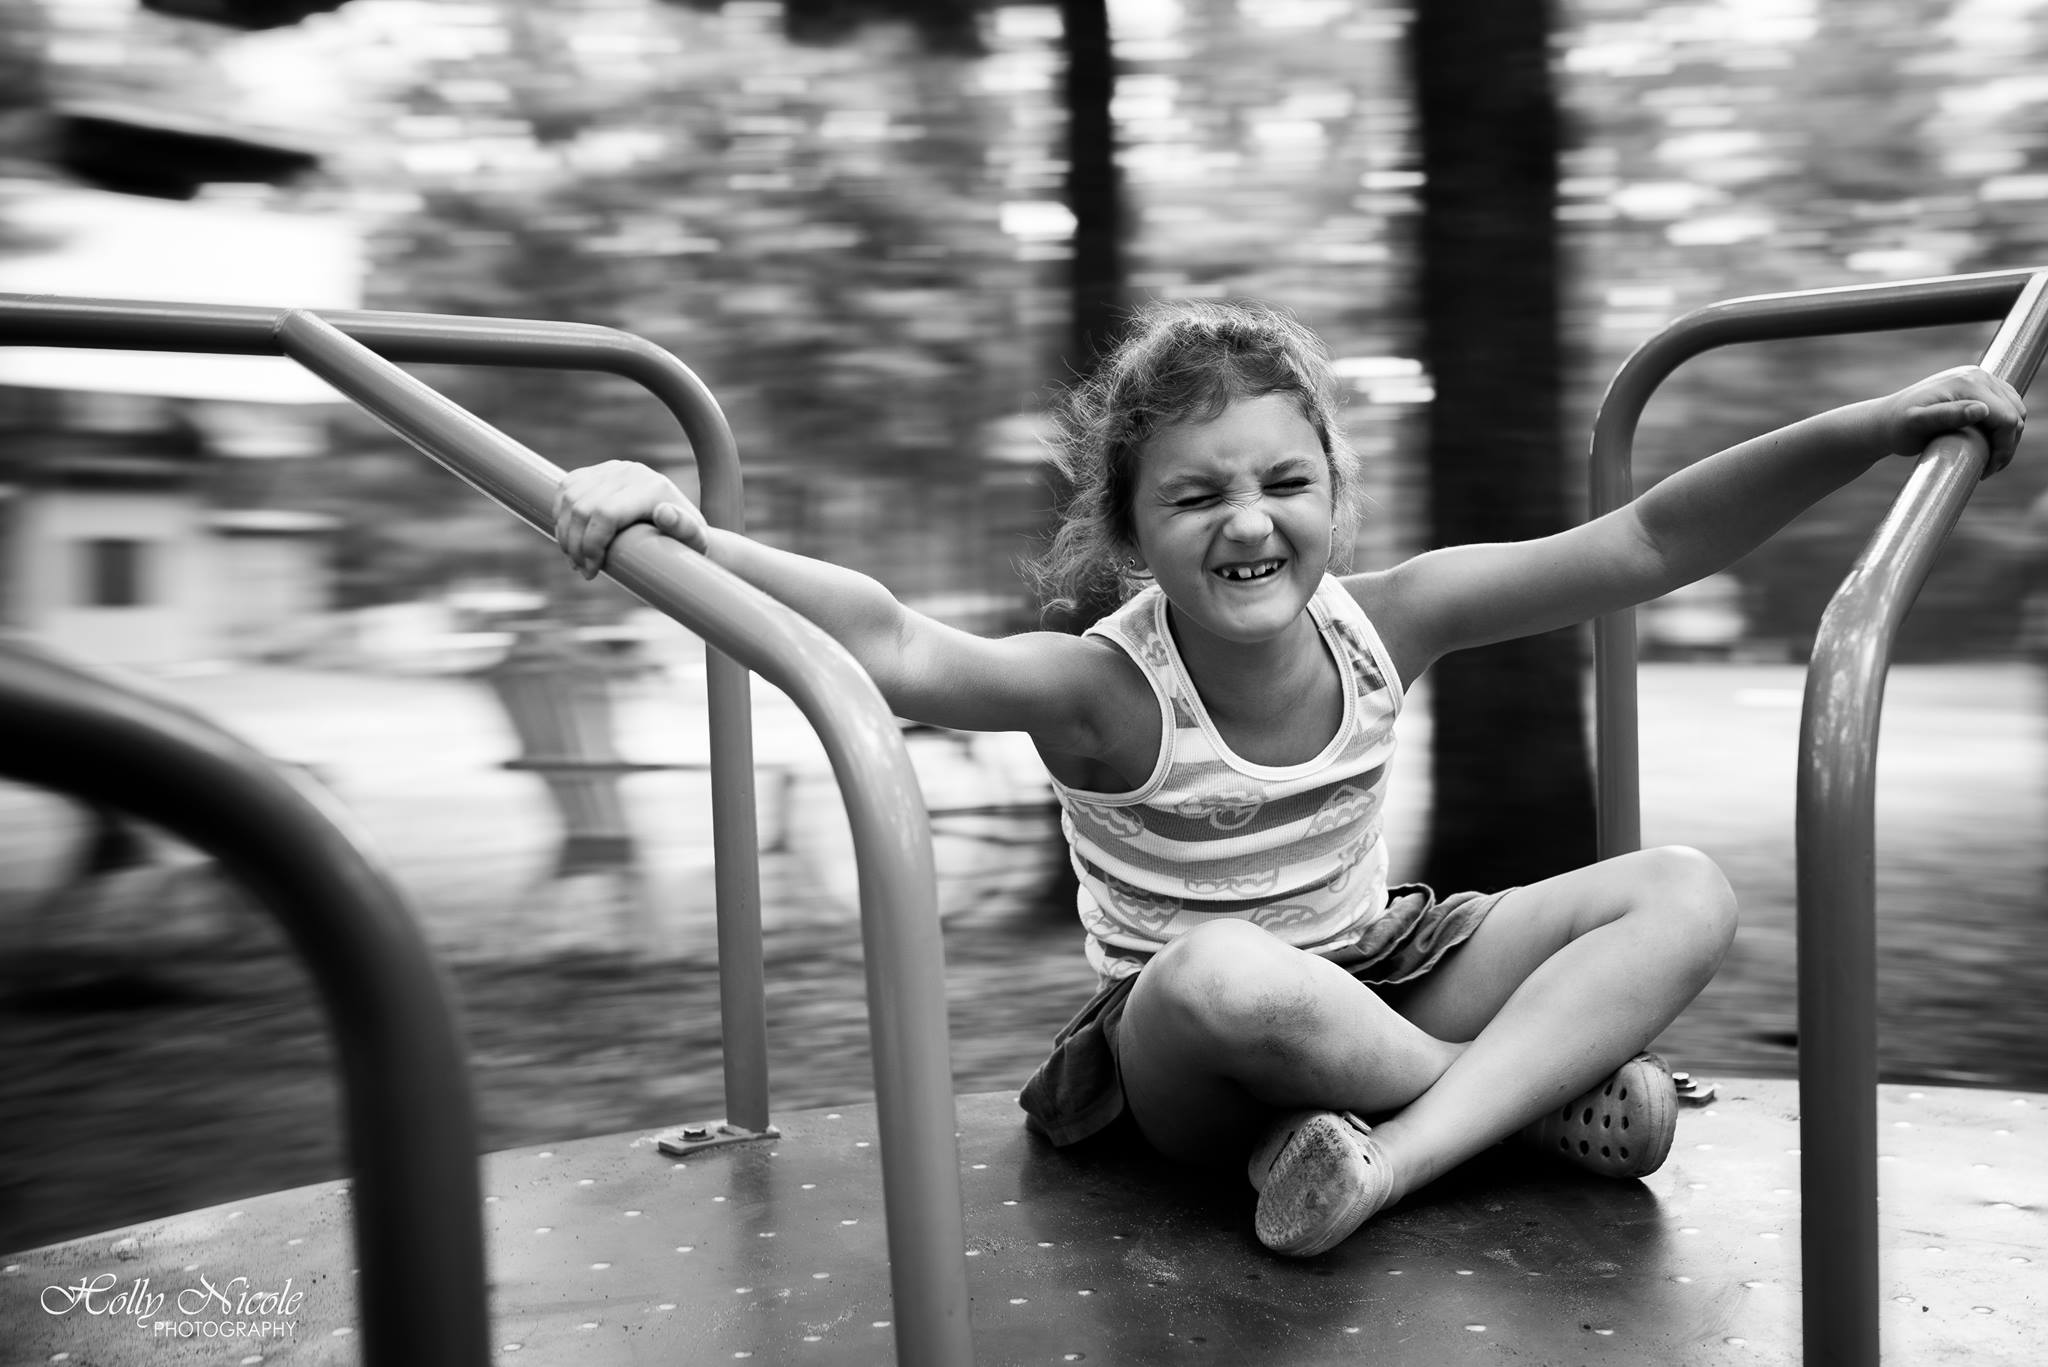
left=7, top=1081, right=2042, bottom=1365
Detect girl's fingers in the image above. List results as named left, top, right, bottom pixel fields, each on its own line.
left=1893, top=370, right=2024, bottom=476
left=551, top=484, right=577, bottom=553
left=555, top=476, right=597, bottom=569
left=653, top=502, right=709, bottom=552
left=1992, top=412, right=2024, bottom=476
left=566, top=519, right=593, bottom=577
left=584, top=510, right=620, bottom=578
left=556, top=510, right=581, bottom=569
left=1901, top=400, right=1980, bottom=449
left=555, top=467, right=708, bottom=574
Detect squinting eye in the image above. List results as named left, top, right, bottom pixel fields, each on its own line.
left=1267, top=478, right=1312, bottom=493
left=1172, top=494, right=1220, bottom=509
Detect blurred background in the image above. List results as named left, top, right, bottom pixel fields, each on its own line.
left=2, top=0, right=2046, bottom=1255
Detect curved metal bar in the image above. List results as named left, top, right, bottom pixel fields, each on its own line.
left=1585, top=268, right=2042, bottom=857
left=0, top=635, right=490, bottom=1367
left=0, top=290, right=772, bottom=1134
left=0, top=297, right=739, bottom=516
left=1793, top=271, right=2048, bottom=1363
left=271, top=310, right=974, bottom=1366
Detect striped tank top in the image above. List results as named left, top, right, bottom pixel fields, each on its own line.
left=1051, top=575, right=1405, bottom=985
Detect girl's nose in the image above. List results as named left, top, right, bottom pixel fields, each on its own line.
left=1223, top=495, right=1273, bottom=540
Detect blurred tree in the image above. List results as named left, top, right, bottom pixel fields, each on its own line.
left=139, top=0, right=346, bottom=28
left=1795, top=0, right=1944, bottom=206
left=1556, top=0, right=2048, bottom=662
left=319, top=0, right=1143, bottom=618
left=332, top=1, right=1030, bottom=606
left=0, top=0, right=48, bottom=118
left=1060, top=0, right=1122, bottom=375
left=663, top=0, right=1123, bottom=375
left=1411, top=0, right=1596, bottom=891
left=1033, top=0, right=1122, bottom=917
left=664, top=0, right=985, bottom=54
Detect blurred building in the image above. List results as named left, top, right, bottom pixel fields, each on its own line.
left=0, top=0, right=360, bottom=668
left=0, top=186, right=360, bottom=666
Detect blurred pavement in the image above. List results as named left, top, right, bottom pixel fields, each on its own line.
left=0, top=646, right=1076, bottom=965
left=2, top=653, right=2039, bottom=980
left=4, top=652, right=2046, bottom=1254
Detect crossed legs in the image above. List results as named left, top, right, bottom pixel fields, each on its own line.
left=1115, top=845, right=1738, bottom=1207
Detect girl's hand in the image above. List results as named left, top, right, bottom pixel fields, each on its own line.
left=1879, top=365, right=2027, bottom=478
left=553, top=460, right=709, bottom=580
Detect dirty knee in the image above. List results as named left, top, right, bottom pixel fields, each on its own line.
left=1140, top=921, right=1320, bottom=1058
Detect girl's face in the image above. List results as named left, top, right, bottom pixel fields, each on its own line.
left=1128, top=392, right=1335, bottom=649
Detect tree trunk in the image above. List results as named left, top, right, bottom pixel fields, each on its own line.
left=1032, top=0, right=1123, bottom=919
left=1411, top=0, right=1597, bottom=893
left=1061, top=0, right=1123, bottom=375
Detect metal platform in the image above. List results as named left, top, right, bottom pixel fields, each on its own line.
left=8, top=1080, right=2043, bottom=1365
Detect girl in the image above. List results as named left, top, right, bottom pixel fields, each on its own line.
left=553, top=299, right=2023, bottom=1258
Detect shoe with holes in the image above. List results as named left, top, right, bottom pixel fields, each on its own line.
left=1247, top=1110, right=1396, bottom=1257
left=1517, top=1052, right=1678, bottom=1179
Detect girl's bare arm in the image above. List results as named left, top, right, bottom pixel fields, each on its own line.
left=552, top=461, right=1117, bottom=753
left=1351, top=365, right=2025, bottom=684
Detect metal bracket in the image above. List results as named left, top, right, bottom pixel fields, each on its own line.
left=1672, top=1071, right=1718, bottom=1106
left=655, top=1119, right=780, bottom=1157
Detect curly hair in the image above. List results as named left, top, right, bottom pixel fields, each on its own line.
left=1024, top=298, right=1366, bottom=623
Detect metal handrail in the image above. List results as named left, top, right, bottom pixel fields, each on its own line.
left=0, top=634, right=491, bottom=1367
left=1587, top=267, right=2044, bottom=856
left=0, top=292, right=773, bottom=1133
left=269, top=310, right=973, bottom=1366
left=0, top=296, right=975, bottom=1365
left=1587, top=267, right=2048, bottom=1366
left=1795, top=272, right=2048, bottom=1363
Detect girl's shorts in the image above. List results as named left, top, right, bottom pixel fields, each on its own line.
left=1017, top=882, right=1508, bottom=1148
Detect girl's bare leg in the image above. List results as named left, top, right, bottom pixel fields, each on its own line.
left=1368, top=845, right=1737, bottom=1197
left=1115, top=920, right=1464, bottom=1165
left=1114, top=845, right=1736, bottom=1198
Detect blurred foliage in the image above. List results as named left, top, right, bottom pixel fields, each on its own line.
left=299, top=0, right=1423, bottom=610
left=12, top=0, right=2048, bottom=650
left=1561, top=0, right=2048, bottom=657
left=316, top=0, right=1036, bottom=607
